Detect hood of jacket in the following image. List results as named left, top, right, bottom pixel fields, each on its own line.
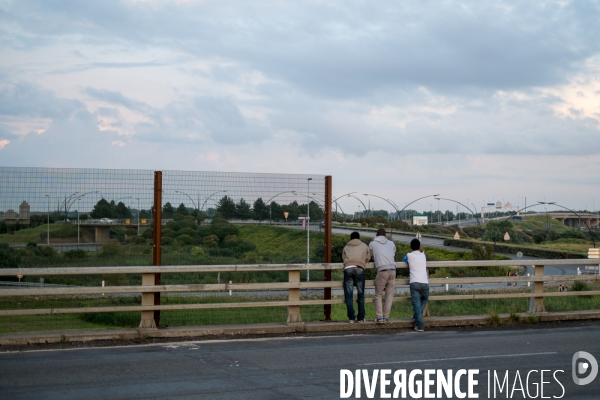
left=374, top=235, right=388, bottom=244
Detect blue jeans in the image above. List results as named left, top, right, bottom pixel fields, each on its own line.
left=343, top=268, right=365, bottom=321
left=410, top=282, right=429, bottom=329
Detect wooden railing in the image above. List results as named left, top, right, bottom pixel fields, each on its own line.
left=0, top=259, right=599, bottom=328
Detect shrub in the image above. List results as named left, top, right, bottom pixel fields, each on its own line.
left=133, top=236, right=146, bottom=245
left=572, top=281, right=591, bottom=292
left=101, top=239, right=122, bottom=256
left=179, top=227, right=196, bottom=237
left=63, top=249, right=87, bottom=259
left=125, top=228, right=137, bottom=236
left=161, top=237, right=174, bottom=245
left=161, top=228, right=177, bottom=238
left=558, top=229, right=586, bottom=240
left=472, top=244, right=493, bottom=260
left=40, top=246, right=57, bottom=258
left=223, top=234, right=240, bottom=247
left=0, top=243, right=22, bottom=268
left=190, top=247, right=205, bottom=258
left=176, top=234, right=193, bottom=245
left=141, top=227, right=153, bottom=239
left=203, top=234, right=219, bottom=248
left=487, top=310, right=501, bottom=326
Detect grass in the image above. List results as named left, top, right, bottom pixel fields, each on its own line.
left=4, top=283, right=600, bottom=333
left=0, top=224, right=66, bottom=244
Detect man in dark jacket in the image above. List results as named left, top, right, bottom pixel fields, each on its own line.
left=342, top=231, right=371, bottom=323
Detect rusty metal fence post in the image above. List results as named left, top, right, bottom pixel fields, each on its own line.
left=324, top=176, right=332, bottom=321
left=140, top=171, right=162, bottom=329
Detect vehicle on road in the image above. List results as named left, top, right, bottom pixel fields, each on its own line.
left=100, top=218, right=113, bottom=224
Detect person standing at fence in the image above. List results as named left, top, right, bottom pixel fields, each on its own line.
left=342, top=232, right=371, bottom=323
left=369, top=228, right=397, bottom=324
left=403, top=238, right=429, bottom=332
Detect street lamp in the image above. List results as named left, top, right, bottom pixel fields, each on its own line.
left=175, top=190, right=198, bottom=213
left=363, top=193, right=401, bottom=237
left=307, top=178, right=312, bottom=282
left=200, top=190, right=227, bottom=217
left=258, top=191, right=297, bottom=224
left=539, top=202, right=596, bottom=248
left=45, top=194, right=50, bottom=245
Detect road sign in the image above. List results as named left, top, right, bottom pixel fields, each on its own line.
left=504, top=232, right=510, bottom=241
left=416, top=232, right=422, bottom=240
left=141, top=219, right=147, bottom=224
left=283, top=212, right=289, bottom=219
left=454, top=232, right=460, bottom=239
left=517, top=251, right=523, bottom=259
left=126, top=219, right=131, bottom=224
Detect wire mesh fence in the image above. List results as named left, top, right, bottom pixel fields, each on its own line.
left=0, top=167, right=328, bottom=332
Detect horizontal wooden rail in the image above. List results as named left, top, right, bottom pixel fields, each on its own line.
left=1, top=259, right=597, bottom=276
left=1, top=274, right=598, bottom=297
left=1, top=259, right=599, bottom=325
left=3, top=290, right=600, bottom=317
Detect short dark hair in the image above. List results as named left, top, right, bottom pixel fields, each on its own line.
left=350, top=231, right=360, bottom=240
left=410, top=238, right=421, bottom=251
left=376, top=228, right=386, bottom=237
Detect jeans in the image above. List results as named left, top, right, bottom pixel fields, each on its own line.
left=343, top=268, right=365, bottom=321
left=410, top=282, right=429, bottom=329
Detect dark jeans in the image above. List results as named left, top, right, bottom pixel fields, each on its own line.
left=343, top=268, right=365, bottom=321
left=410, top=282, right=429, bottom=329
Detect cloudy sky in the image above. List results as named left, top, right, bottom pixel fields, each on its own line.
left=1, top=0, right=599, bottom=214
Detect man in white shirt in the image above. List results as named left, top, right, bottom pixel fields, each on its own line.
left=403, top=238, right=428, bottom=331
left=369, top=228, right=397, bottom=324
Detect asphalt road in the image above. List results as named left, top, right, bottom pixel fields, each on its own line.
left=1, top=325, right=599, bottom=399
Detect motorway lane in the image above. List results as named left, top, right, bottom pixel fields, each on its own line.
left=1, top=325, right=599, bottom=399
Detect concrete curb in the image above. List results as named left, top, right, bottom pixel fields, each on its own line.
left=1, top=310, right=600, bottom=345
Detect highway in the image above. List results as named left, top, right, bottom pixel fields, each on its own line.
left=1, top=324, right=599, bottom=398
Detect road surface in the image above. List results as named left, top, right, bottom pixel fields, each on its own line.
left=1, top=324, right=599, bottom=399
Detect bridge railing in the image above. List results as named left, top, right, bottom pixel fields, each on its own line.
left=0, top=259, right=599, bottom=331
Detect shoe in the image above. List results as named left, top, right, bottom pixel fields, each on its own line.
left=414, top=326, right=424, bottom=332
left=383, top=318, right=389, bottom=323
left=376, top=318, right=386, bottom=324
left=349, top=320, right=355, bottom=324
left=357, top=319, right=367, bottom=323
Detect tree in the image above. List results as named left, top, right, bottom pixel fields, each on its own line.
left=235, top=198, right=252, bottom=220
left=253, top=198, right=266, bottom=220
left=176, top=203, right=189, bottom=215
left=115, top=201, right=132, bottom=219
left=216, top=196, right=236, bottom=219
left=269, top=201, right=283, bottom=222
left=483, top=220, right=519, bottom=246
left=90, top=199, right=115, bottom=219
left=162, top=202, right=174, bottom=218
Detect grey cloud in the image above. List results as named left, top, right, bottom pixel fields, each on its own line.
left=0, top=81, right=83, bottom=119
left=3, top=1, right=600, bottom=97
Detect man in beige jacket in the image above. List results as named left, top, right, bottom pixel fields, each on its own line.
left=342, top=232, right=371, bottom=323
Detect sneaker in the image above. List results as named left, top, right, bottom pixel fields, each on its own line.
left=376, top=318, right=386, bottom=324
left=414, top=326, right=424, bottom=332
left=357, top=319, right=367, bottom=323
left=349, top=320, right=355, bottom=324
left=383, top=318, right=389, bottom=323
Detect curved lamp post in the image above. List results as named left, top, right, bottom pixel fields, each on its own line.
left=175, top=190, right=198, bottom=212
left=346, top=194, right=368, bottom=219
left=432, top=197, right=481, bottom=230
left=200, top=190, right=227, bottom=217
left=539, top=202, right=596, bottom=248
left=258, top=191, right=297, bottom=224
left=66, top=191, right=100, bottom=221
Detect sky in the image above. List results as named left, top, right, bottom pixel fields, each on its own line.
left=0, top=0, right=599, bottom=215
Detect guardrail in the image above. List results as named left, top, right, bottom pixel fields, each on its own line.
left=1, top=259, right=599, bottom=329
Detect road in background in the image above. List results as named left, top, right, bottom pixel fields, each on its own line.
left=1, top=325, right=598, bottom=399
